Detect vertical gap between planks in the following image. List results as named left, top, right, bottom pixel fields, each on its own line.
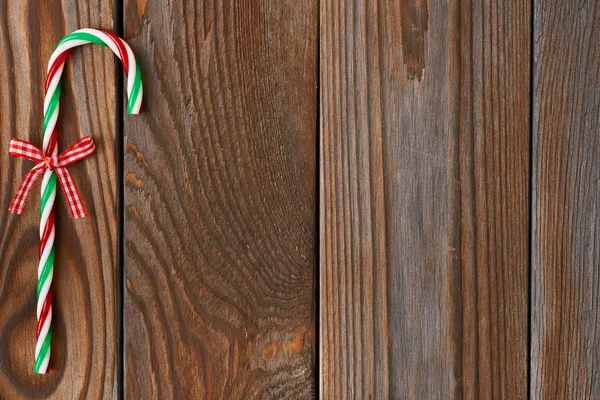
left=527, top=0, right=534, bottom=398
left=113, top=0, right=125, bottom=398
left=316, top=0, right=322, bottom=393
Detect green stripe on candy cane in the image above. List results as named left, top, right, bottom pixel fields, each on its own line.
left=128, top=62, right=142, bottom=114
left=42, top=82, right=61, bottom=137
left=34, top=328, right=52, bottom=374
left=56, top=32, right=107, bottom=47
left=37, top=248, right=54, bottom=298
left=40, top=171, right=57, bottom=217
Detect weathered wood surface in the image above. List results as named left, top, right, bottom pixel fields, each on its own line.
left=122, top=0, right=318, bottom=398
left=1, top=0, right=599, bottom=398
left=320, top=0, right=531, bottom=398
left=0, top=1, right=119, bottom=398
left=531, top=1, right=600, bottom=398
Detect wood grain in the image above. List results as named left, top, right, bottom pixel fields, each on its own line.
left=531, top=1, right=600, bottom=398
left=122, top=0, right=318, bottom=398
left=0, top=1, right=120, bottom=398
left=320, top=0, right=531, bottom=398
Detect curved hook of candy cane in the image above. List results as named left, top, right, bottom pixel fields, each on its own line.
left=34, top=29, right=143, bottom=374
left=43, top=28, right=143, bottom=155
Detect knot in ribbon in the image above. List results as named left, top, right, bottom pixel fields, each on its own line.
left=8, top=136, right=96, bottom=219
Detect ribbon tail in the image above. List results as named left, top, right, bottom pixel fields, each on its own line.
left=8, top=166, right=46, bottom=215
left=55, top=167, right=88, bottom=219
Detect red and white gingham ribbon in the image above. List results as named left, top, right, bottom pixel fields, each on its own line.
left=8, top=136, right=95, bottom=218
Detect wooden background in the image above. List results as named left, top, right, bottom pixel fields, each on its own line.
left=0, top=0, right=598, bottom=399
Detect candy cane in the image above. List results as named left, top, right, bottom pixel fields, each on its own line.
left=35, top=29, right=143, bottom=374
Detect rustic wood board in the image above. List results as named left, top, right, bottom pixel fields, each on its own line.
left=531, top=1, right=600, bottom=398
left=0, top=1, right=119, bottom=398
left=320, top=0, right=531, bottom=398
left=122, top=0, right=318, bottom=398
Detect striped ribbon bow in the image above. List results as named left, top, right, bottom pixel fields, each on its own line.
left=8, top=136, right=95, bottom=219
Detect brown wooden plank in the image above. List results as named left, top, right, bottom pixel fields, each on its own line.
left=0, top=2, right=119, bottom=398
left=122, top=0, right=318, bottom=398
left=531, top=1, right=600, bottom=398
left=320, top=0, right=531, bottom=398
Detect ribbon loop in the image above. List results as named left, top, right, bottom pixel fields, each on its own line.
left=9, top=139, right=46, bottom=163
left=8, top=136, right=96, bottom=218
